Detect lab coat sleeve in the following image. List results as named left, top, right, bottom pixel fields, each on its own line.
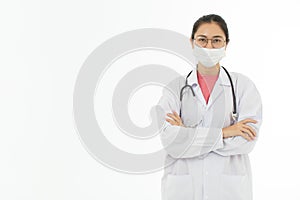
left=155, top=77, right=224, bottom=159
left=213, top=74, right=263, bottom=156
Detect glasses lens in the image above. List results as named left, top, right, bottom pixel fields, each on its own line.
left=194, top=37, right=225, bottom=48
left=194, top=37, right=207, bottom=47
left=211, top=38, right=225, bottom=48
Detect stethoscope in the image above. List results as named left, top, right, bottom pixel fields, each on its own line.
left=179, top=66, right=238, bottom=123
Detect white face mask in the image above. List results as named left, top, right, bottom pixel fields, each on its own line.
left=192, top=42, right=226, bottom=68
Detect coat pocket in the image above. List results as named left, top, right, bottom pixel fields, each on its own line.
left=222, top=154, right=247, bottom=176
left=220, top=173, right=250, bottom=200
left=164, top=174, right=194, bottom=200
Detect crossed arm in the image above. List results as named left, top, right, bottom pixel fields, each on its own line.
left=166, top=110, right=257, bottom=141
left=158, top=74, right=262, bottom=158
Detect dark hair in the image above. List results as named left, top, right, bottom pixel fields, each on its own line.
left=191, top=14, right=230, bottom=43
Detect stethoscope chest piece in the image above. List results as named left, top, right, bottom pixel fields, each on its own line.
left=231, top=112, right=238, bottom=124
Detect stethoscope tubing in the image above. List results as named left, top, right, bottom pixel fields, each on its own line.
left=179, top=66, right=237, bottom=122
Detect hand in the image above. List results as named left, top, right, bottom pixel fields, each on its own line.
left=222, top=118, right=257, bottom=141
left=165, top=111, right=186, bottom=127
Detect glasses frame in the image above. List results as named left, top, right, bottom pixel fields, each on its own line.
left=193, top=37, right=226, bottom=48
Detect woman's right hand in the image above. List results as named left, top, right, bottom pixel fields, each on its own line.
left=222, top=118, right=257, bottom=141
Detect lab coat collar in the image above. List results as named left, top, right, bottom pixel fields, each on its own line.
left=187, top=66, right=232, bottom=109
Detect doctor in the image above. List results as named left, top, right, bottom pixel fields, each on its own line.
left=157, top=14, right=262, bottom=200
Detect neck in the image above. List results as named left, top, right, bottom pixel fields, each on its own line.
left=197, top=63, right=220, bottom=75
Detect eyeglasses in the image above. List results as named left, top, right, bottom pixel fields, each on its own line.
left=193, top=36, right=226, bottom=48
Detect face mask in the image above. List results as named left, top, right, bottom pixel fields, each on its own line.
left=192, top=42, right=226, bottom=68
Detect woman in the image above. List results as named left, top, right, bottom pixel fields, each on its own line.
left=158, top=14, right=262, bottom=200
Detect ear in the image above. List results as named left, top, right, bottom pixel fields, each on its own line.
left=190, top=38, right=194, bottom=48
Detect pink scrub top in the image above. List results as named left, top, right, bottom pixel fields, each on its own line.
left=197, top=71, right=219, bottom=104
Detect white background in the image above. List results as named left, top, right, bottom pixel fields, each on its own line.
left=1, top=0, right=300, bottom=199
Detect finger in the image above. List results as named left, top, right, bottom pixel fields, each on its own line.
left=179, top=121, right=185, bottom=127
left=166, top=118, right=177, bottom=125
left=167, top=113, right=179, bottom=123
left=240, top=118, right=257, bottom=124
left=242, top=124, right=256, bottom=137
left=167, top=113, right=177, bottom=122
left=238, top=131, right=252, bottom=141
left=173, top=111, right=183, bottom=123
left=241, top=132, right=252, bottom=141
left=172, top=110, right=180, bottom=119
left=241, top=128, right=255, bottom=140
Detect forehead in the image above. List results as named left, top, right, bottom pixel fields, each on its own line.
left=194, top=23, right=225, bottom=38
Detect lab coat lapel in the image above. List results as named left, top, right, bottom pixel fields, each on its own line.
left=206, top=67, right=231, bottom=110
left=187, top=67, right=231, bottom=110
left=187, top=69, right=207, bottom=107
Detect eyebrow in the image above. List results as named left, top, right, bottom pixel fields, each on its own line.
left=195, top=34, right=224, bottom=38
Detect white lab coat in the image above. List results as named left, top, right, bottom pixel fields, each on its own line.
left=157, top=67, right=262, bottom=200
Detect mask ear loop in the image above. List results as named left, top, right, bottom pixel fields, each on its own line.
left=193, top=39, right=202, bottom=48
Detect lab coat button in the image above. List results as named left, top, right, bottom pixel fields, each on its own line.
left=205, top=171, right=208, bottom=175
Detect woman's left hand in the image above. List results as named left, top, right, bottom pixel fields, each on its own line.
left=165, top=111, right=186, bottom=127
